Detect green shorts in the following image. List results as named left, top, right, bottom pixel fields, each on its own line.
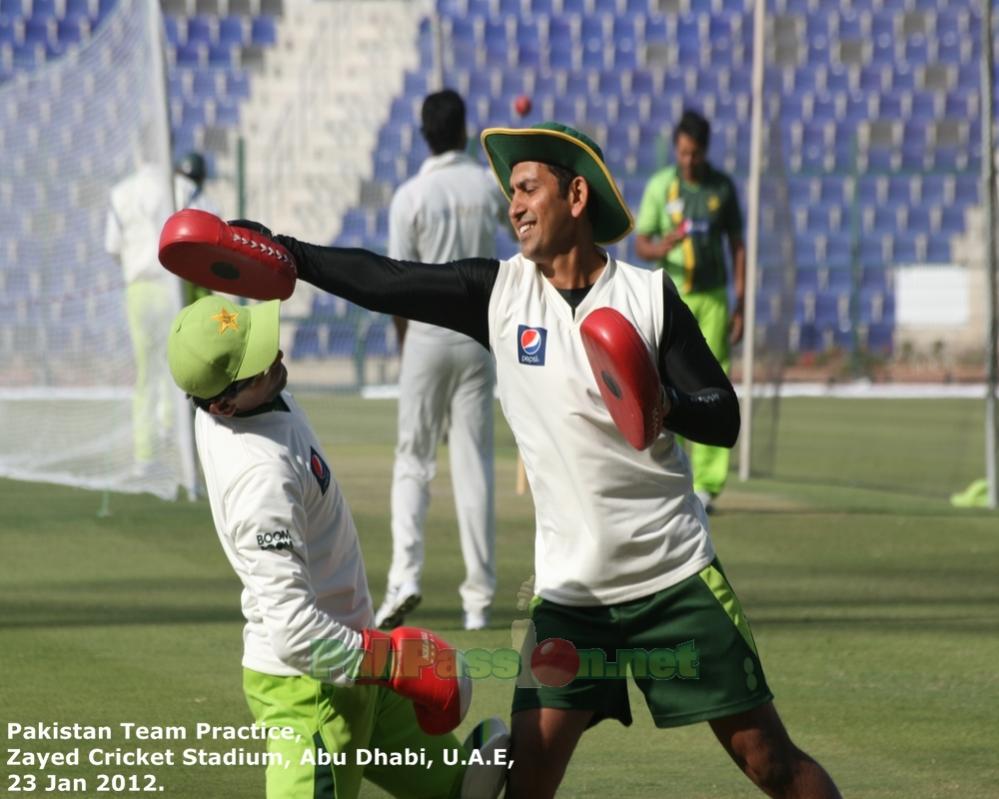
left=512, top=560, right=773, bottom=728
left=243, top=669, right=466, bottom=799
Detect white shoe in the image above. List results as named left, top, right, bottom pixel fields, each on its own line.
left=695, top=489, right=715, bottom=515
left=463, top=610, right=490, bottom=631
left=374, top=582, right=421, bottom=629
left=460, top=717, right=510, bottom=799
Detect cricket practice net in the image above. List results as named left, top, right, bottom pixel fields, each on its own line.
left=0, top=0, right=192, bottom=501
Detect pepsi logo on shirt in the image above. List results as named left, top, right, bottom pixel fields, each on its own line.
left=517, top=325, right=548, bottom=366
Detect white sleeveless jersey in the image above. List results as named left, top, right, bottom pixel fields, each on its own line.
left=488, top=254, right=716, bottom=605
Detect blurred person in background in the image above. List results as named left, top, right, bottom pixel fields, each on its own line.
left=105, top=158, right=177, bottom=478
left=635, top=108, right=746, bottom=515
left=174, top=151, right=221, bottom=304
left=375, top=89, right=508, bottom=632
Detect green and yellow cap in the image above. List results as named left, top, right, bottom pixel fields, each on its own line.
left=167, top=296, right=280, bottom=399
left=480, top=121, right=634, bottom=244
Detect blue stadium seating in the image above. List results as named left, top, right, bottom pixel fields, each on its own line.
left=217, top=15, right=246, bottom=46
left=186, top=15, right=213, bottom=45
left=64, top=0, right=91, bottom=19
left=866, top=322, right=893, bottom=353
left=3, top=0, right=990, bottom=358
left=291, top=322, right=322, bottom=359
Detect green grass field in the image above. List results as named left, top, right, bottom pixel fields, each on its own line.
left=1, top=395, right=997, bottom=798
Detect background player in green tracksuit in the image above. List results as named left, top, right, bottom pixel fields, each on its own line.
left=635, top=109, right=746, bottom=514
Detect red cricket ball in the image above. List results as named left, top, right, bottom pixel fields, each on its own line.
left=530, top=638, right=579, bottom=687
left=513, top=94, right=533, bottom=117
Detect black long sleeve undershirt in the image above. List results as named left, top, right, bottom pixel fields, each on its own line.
left=278, top=236, right=740, bottom=447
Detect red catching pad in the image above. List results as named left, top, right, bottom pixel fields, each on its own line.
left=579, top=307, right=664, bottom=450
left=158, top=209, right=297, bottom=301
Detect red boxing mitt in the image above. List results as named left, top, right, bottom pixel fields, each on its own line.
left=580, top=307, right=666, bottom=450
left=158, top=209, right=297, bottom=301
left=357, top=627, right=471, bottom=735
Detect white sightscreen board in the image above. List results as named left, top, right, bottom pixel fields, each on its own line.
left=896, top=265, right=970, bottom=327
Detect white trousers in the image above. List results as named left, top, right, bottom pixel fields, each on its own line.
left=388, top=333, right=496, bottom=615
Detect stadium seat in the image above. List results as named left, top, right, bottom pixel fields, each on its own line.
left=12, top=41, right=41, bottom=67
left=224, top=67, right=249, bottom=99
left=292, top=322, right=322, bottom=359
left=174, top=41, right=204, bottom=67
left=218, top=16, right=246, bottom=47
left=191, top=68, right=219, bottom=100
left=938, top=205, right=965, bottom=235
left=859, top=237, right=888, bottom=268
left=214, top=97, right=239, bottom=125
left=865, top=322, right=893, bottom=353
left=185, top=15, right=214, bottom=46
left=797, top=323, right=822, bottom=353
left=899, top=139, right=927, bottom=172
left=890, top=236, right=918, bottom=264
left=919, top=174, right=949, bottom=205
left=364, top=318, right=396, bottom=357
left=886, top=175, right=912, bottom=206
left=339, top=208, right=373, bottom=239
left=925, top=237, right=951, bottom=263
left=23, top=16, right=51, bottom=46
left=825, top=234, right=852, bottom=269
left=909, top=90, right=938, bottom=121
left=207, top=42, right=234, bottom=67
left=953, top=173, right=978, bottom=204
left=250, top=15, right=277, bottom=45
left=904, top=206, right=932, bottom=234
left=325, top=320, right=359, bottom=357
left=868, top=206, right=898, bottom=236
left=943, top=90, right=973, bottom=118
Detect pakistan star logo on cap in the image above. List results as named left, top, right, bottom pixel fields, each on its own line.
left=212, top=308, right=240, bottom=334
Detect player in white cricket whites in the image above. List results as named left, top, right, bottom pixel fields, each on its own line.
left=166, top=296, right=508, bottom=799
left=229, top=122, right=841, bottom=798
left=377, top=89, right=508, bottom=632
left=105, top=160, right=178, bottom=478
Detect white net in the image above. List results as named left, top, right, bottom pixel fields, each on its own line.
left=0, top=0, right=190, bottom=500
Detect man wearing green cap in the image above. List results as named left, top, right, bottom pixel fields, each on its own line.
left=225, top=121, right=840, bottom=798
left=166, top=296, right=509, bottom=799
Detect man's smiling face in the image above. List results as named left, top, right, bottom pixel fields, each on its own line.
left=507, top=161, right=578, bottom=264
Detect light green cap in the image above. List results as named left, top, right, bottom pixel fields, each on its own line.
left=168, top=296, right=281, bottom=399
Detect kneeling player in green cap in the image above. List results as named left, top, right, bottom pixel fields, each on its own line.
left=167, top=296, right=508, bottom=799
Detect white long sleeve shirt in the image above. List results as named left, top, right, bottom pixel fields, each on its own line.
left=388, top=150, right=507, bottom=343
left=196, top=392, right=371, bottom=683
left=105, top=163, right=176, bottom=285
